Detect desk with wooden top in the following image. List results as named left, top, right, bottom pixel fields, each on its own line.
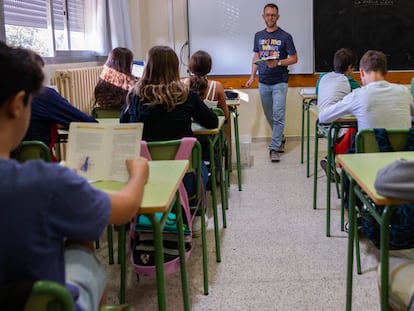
left=337, top=152, right=414, bottom=311
left=310, top=106, right=357, bottom=237
left=226, top=98, right=242, bottom=191
left=299, top=88, right=317, bottom=174
left=92, top=160, right=190, bottom=311
left=192, top=115, right=227, bottom=263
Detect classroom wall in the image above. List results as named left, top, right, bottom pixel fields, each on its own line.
left=127, top=0, right=309, bottom=139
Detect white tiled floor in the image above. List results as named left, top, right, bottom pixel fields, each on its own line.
left=97, top=138, right=382, bottom=310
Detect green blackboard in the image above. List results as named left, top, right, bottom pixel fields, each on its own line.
left=314, top=0, right=414, bottom=72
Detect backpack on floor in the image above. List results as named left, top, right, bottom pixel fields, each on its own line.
left=360, top=128, right=414, bottom=250
left=129, top=138, right=195, bottom=277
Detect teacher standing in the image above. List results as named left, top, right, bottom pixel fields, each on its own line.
left=245, top=3, right=298, bottom=163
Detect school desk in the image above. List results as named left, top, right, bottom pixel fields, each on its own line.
left=92, top=160, right=190, bottom=311
left=337, top=152, right=414, bottom=311
left=299, top=88, right=317, bottom=177
left=226, top=98, right=242, bottom=191
left=192, top=115, right=227, bottom=263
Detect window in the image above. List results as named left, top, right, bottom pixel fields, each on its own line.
left=1, top=0, right=99, bottom=62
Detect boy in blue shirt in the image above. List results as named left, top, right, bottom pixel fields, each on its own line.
left=0, top=43, right=149, bottom=310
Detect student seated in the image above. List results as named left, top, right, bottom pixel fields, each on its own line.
left=23, top=53, right=97, bottom=162
left=183, top=50, right=232, bottom=161
left=93, top=47, right=137, bottom=111
left=0, top=42, right=149, bottom=311
left=319, top=50, right=414, bottom=215
left=315, top=48, right=360, bottom=181
left=120, top=45, right=218, bottom=235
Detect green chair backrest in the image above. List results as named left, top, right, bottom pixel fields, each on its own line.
left=212, top=107, right=224, bottom=116
left=145, top=139, right=203, bottom=200
left=16, top=141, right=51, bottom=162
left=91, top=107, right=121, bottom=119
left=24, top=281, right=134, bottom=311
left=355, top=128, right=412, bottom=153
left=24, top=281, right=73, bottom=311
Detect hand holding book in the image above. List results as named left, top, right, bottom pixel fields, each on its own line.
left=253, top=55, right=278, bottom=65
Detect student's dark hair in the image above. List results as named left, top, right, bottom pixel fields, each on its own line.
left=264, top=3, right=279, bottom=11
left=94, top=47, right=135, bottom=110
left=188, top=50, right=212, bottom=97
left=359, top=50, right=387, bottom=75
left=105, top=47, right=134, bottom=75
left=130, top=45, right=188, bottom=111
left=0, top=42, right=44, bottom=108
left=333, top=48, right=357, bottom=73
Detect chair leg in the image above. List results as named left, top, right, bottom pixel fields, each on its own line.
left=200, top=205, right=209, bottom=295
left=107, top=225, right=114, bottom=265
left=313, top=121, right=320, bottom=210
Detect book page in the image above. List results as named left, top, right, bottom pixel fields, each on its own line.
left=107, top=124, right=143, bottom=182
left=66, top=123, right=108, bottom=181
left=66, top=122, right=143, bottom=182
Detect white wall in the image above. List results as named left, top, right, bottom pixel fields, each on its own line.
left=45, top=0, right=316, bottom=139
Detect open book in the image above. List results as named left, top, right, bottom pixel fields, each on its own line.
left=66, top=122, right=143, bottom=182
left=253, top=55, right=278, bottom=65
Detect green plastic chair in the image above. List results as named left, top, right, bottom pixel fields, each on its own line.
left=24, top=281, right=73, bottom=311
left=91, top=107, right=121, bottom=119
left=139, top=139, right=209, bottom=295
left=15, top=140, right=52, bottom=163
left=23, top=280, right=134, bottom=311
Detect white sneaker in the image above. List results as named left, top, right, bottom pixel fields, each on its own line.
left=192, top=214, right=209, bottom=238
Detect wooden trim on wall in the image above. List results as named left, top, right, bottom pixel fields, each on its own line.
left=211, top=72, right=414, bottom=89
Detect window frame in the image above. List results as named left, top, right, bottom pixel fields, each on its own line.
left=0, top=0, right=106, bottom=64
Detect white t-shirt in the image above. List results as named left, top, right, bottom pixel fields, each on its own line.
left=319, top=80, right=414, bottom=131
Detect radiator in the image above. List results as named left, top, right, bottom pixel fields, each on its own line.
left=51, top=66, right=103, bottom=115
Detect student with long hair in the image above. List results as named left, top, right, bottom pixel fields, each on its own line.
left=93, top=47, right=137, bottom=111
left=121, top=45, right=218, bottom=235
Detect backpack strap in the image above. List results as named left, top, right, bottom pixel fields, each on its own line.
left=140, top=141, right=152, bottom=160
left=373, top=128, right=394, bottom=152
left=174, top=137, right=196, bottom=160
left=174, top=138, right=196, bottom=231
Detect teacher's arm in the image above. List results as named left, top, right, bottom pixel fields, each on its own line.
left=245, top=52, right=259, bottom=88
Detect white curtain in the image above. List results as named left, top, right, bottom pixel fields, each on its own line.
left=85, top=0, right=133, bottom=55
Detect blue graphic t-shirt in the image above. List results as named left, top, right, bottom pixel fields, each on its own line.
left=253, top=28, right=296, bottom=85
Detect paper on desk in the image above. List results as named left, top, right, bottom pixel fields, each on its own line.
left=300, top=88, right=316, bottom=95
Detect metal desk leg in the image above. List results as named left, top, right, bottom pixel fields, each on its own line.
left=217, top=129, right=227, bottom=228
left=313, top=119, right=320, bottom=210
left=326, top=128, right=333, bottom=237
left=149, top=215, right=167, bottom=310
left=119, top=224, right=126, bottom=304
left=232, top=107, right=242, bottom=191
left=380, top=205, right=397, bottom=311
left=208, top=138, right=221, bottom=263
left=346, top=177, right=356, bottom=311
left=175, top=192, right=190, bottom=311
left=301, top=99, right=305, bottom=164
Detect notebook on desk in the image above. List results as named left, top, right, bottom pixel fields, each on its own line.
left=66, top=122, right=143, bottom=182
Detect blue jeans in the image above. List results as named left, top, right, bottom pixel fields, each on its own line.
left=258, top=82, right=288, bottom=151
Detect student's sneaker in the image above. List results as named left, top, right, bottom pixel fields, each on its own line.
left=320, top=157, right=340, bottom=182
left=278, top=135, right=286, bottom=153
left=269, top=150, right=280, bottom=162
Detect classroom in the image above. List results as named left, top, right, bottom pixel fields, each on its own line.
left=1, top=0, right=414, bottom=310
